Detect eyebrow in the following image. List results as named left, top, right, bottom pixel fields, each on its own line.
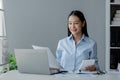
left=68, top=21, right=80, bottom=22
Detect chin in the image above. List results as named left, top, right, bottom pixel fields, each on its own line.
left=71, top=31, right=78, bottom=34
left=71, top=33, right=77, bottom=36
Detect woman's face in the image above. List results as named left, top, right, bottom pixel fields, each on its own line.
left=68, top=15, right=85, bottom=36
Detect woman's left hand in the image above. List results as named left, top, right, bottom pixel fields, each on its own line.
left=86, top=65, right=96, bottom=71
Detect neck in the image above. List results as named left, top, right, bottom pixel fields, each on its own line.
left=73, top=33, right=83, bottom=44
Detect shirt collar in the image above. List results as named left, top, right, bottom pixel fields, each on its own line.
left=68, top=34, right=86, bottom=41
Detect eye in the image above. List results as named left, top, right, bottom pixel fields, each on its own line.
left=68, top=22, right=72, bottom=25
left=74, top=23, right=79, bottom=24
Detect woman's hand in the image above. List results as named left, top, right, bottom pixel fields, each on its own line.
left=86, top=65, right=96, bottom=71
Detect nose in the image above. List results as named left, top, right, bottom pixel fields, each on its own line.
left=71, top=23, right=75, bottom=28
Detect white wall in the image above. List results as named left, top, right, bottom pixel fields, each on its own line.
left=4, top=0, right=105, bottom=70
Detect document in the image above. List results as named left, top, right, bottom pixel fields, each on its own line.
left=32, top=45, right=60, bottom=69
left=53, top=73, right=98, bottom=78
left=79, top=59, right=95, bottom=71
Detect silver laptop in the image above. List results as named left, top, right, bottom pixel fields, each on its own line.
left=15, top=49, right=53, bottom=75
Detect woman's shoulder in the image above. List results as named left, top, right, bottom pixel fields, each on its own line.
left=85, top=36, right=96, bottom=44
left=58, top=36, right=72, bottom=45
left=58, top=37, right=68, bottom=43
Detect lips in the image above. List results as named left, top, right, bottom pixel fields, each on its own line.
left=71, top=29, right=77, bottom=32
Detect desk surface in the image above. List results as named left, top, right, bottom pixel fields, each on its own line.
left=0, top=70, right=120, bottom=80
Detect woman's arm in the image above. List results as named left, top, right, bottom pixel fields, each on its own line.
left=87, top=42, right=99, bottom=71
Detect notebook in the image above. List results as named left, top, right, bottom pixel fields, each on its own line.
left=14, top=49, right=58, bottom=75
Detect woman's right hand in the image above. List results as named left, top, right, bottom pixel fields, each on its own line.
left=86, top=65, right=96, bottom=71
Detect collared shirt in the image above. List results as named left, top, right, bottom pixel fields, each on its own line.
left=56, top=34, right=99, bottom=71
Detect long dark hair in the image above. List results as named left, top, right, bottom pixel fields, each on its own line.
left=68, top=10, right=89, bottom=37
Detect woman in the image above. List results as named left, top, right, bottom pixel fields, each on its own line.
left=56, top=10, right=99, bottom=72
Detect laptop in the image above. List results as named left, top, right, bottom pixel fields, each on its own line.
left=32, top=45, right=60, bottom=69
left=14, top=49, right=57, bottom=75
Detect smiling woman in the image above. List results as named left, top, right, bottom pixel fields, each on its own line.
left=4, top=0, right=105, bottom=72
left=56, top=10, right=99, bottom=72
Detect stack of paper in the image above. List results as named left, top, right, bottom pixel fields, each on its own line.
left=112, top=10, right=120, bottom=25
left=115, top=0, right=120, bottom=3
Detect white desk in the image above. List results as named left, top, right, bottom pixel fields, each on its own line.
left=0, top=70, right=120, bottom=80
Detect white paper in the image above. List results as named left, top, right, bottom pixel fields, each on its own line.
left=32, top=45, right=60, bottom=69
left=79, top=59, right=95, bottom=71
left=53, top=73, right=98, bottom=78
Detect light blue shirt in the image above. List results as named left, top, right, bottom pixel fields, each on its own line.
left=56, top=34, right=99, bottom=71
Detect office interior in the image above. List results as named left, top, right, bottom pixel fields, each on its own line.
left=4, top=0, right=105, bottom=71
left=1, top=0, right=120, bottom=80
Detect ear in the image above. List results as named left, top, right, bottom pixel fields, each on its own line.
left=82, top=21, right=85, bottom=27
